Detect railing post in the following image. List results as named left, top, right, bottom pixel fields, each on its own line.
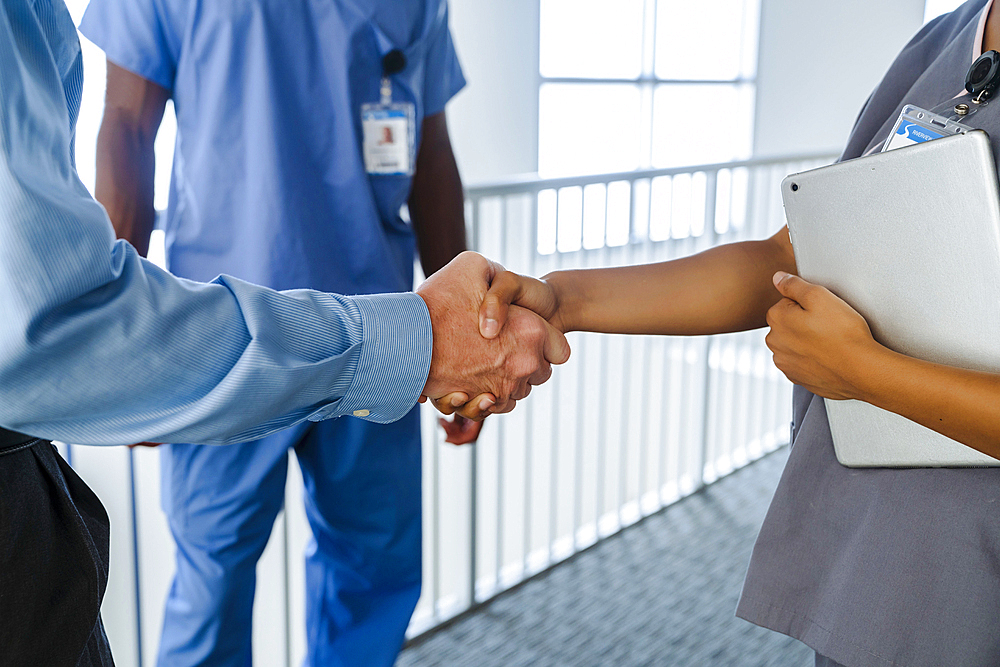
left=523, top=191, right=541, bottom=575
left=431, top=406, right=441, bottom=621
left=467, top=198, right=480, bottom=608
left=698, top=170, right=720, bottom=488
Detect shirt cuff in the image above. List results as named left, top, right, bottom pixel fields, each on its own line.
left=326, top=292, right=432, bottom=423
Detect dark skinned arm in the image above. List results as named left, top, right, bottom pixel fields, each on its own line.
left=409, top=111, right=468, bottom=276
left=95, top=61, right=170, bottom=257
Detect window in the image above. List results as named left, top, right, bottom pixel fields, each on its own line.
left=538, top=0, right=761, bottom=178
left=924, top=0, right=966, bottom=24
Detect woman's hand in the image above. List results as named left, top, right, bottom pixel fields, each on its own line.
left=479, top=271, right=564, bottom=338
left=765, top=271, right=883, bottom=401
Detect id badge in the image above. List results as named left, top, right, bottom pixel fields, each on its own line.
left=883, top=104, right=969, bottom=152
left=362, top=102, right=415, bottom=176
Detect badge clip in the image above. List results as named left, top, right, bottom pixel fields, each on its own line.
left=380, top=49, right=407, bottom=105
left=966, top=50, right=1000, bottom=104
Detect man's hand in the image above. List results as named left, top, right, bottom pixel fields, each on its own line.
left=416, top=252, right=570, bottom=417
left=425, top=268, right=566, bottom=421
left=765, top=271, right=881, bottom=400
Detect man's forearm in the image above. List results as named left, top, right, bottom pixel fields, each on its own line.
left=409, top=112, right=467, bottom=276
left=95, top=108, right=158, bottom=256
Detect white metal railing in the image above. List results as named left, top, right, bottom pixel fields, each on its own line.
left=66, top=151, right=837, bottom=666
left=407, top=151, right=838, bottom=637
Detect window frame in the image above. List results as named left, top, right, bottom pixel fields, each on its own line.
left=537, top=0, right=763, bottom=177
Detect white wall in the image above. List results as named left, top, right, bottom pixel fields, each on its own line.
left=447, top=0, right=541, bottom=183
left=754, top=0, right=927, bottom=157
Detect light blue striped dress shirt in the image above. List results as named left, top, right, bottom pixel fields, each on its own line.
left=0, top=0, right=433, bottom=446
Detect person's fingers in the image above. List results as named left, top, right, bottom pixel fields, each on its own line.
left=526, top=360, right=553, bottom=388
left=765, top=298, right=796, bottom=330
left=541, top=318, right=571, bottom=365
left=448, top=393, right=497, bottom=421
left=488, top=397, right=517, bottom=414
left=772, top=271, right=817, bottom=308
left=480, top=271, right=558, bottom=339
left=430, top=392, right=471, bottom=416
left=439, top=416, right=486, bottom=445
left=510, top=383, right=533, bottom=402
left=473, top=396, right=514, bottom=415
left=430, top=398, right=456, bottom=415
left=482, top=255, right=506, bottom=286
left=480, top=271, right=521, bottom=338
left=464, top=418, right=486, bottom=442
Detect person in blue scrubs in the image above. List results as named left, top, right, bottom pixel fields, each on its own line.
left=80, top=1, right=479, bottom=665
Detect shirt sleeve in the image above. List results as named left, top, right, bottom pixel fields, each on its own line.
left=0, top=2, right=432, bottom=446
left=422, top=0, right=467, bottom=117
left=78, top=0, right=183, bottom=91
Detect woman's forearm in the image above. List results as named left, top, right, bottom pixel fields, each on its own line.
left=852, top=346, right=1000, bottom=460
left=545, top=228, right=797, bottom=336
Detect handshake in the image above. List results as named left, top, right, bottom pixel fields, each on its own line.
left=416, top=251, right=568, bottom=426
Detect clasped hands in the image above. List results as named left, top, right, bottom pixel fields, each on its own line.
left=416, top=252, right=569, bottom=438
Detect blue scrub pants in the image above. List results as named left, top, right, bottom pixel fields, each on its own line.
left=156, top=408, right=422, bottom=667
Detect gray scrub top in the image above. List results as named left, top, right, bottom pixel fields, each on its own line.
left=736, top=2, right=1000, bottom=666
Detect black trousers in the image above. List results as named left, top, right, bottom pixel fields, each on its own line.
left=0, top=428, right=114, bottom=667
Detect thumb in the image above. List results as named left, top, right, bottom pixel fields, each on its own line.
left=772, top=271, right=814, bottom=305
left=480, top=271, right=523, bottom=339
left=542, top=318, right=571, bottom=365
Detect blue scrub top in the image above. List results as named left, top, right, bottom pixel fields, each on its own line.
left=80, top=0, right=466, bottom=294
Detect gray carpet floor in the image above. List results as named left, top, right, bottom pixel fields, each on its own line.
left=397, top=448, right=813, bottom=667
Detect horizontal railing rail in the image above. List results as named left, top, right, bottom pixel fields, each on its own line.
left=463, top=152, right=839, bottom=196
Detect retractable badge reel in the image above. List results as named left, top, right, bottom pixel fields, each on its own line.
left=361, top=49, right=416, bottom=176
left=883, top=51, right=1000, bottom=152
left=934, top=49, right=1000, bottom=120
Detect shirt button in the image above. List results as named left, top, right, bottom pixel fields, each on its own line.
left=353, top=409, right=370, bottom=417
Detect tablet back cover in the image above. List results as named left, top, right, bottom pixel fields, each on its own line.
left=782, top=131, right=1000, bottom=466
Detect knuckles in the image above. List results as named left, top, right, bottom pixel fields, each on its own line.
left=765, top=304, right=780, bottom=329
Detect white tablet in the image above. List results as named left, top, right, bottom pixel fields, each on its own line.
left=782, top=130, right=1000, bottom=466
